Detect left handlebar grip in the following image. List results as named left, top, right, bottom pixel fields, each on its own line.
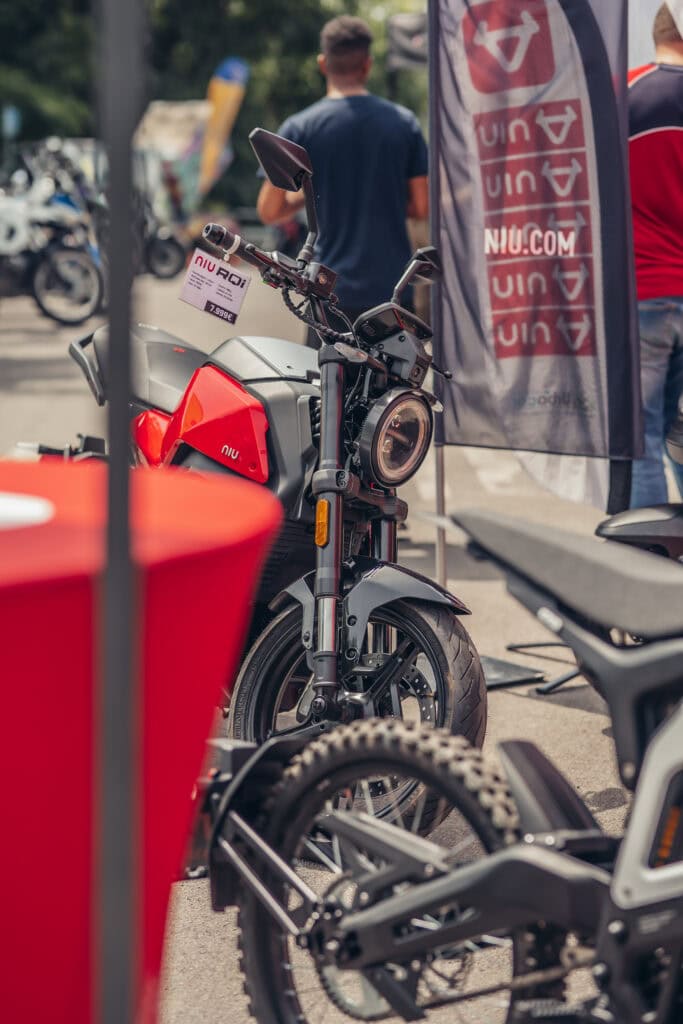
left=203, top=222, right=233, bottom=249
left=201, top=221, right=275, bottom=275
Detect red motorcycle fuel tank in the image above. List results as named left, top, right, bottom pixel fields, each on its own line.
left=136, top=365, right=269, bottom=483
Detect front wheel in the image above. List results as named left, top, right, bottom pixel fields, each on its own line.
left=227, top=600, right=487, bottom=747
left=32, top=247, right=103, bottom=325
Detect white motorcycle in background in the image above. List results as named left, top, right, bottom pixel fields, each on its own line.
left=0, top=164, right=103, bottom=325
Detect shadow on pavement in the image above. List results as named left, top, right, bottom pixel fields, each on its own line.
left=0, top=355, right=85, bottom=393
left=505, top=680, right=609, bottom=717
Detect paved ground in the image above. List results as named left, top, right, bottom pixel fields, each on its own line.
left=1, top=278, right=626, bottom=1023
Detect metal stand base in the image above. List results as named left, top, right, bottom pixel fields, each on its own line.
left=506, top=642, right=581, bottom=695
left=480, top=655, right=545, bottom=690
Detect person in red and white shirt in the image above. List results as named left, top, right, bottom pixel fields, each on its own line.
left=628, top=3, right=683, bottom=506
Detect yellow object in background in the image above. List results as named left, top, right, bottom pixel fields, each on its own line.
left=199, top=57, right=249, bottom=198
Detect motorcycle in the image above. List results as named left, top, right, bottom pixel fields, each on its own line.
left=137, top=190, right=187, bottom=279
left=192, top=505, right=683, bottom=1024
left=0, top=152, right=103, bottom=325
left=66, top=127, right=487, bottom=746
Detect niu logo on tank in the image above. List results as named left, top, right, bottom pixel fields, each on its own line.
left=221, top=445, right=240, bottom=460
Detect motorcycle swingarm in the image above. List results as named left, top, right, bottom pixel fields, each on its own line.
left=206, top=728, right=326, bottom=911
left=208, top=802, right=609, bottom=984
left=272, top=559, right=471, bottom=657
left=318, top=841, right=610, bottom=971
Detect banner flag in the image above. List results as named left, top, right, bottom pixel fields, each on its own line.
left=135, top=57, right=248, bottom=220
left=199, top=57, right=250, bottom=198
left=429, top=0, right=641, bottom=507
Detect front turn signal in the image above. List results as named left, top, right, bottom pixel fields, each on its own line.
left=315, top=499, right=330, bottom=547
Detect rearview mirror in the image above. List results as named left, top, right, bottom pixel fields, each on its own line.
left=392, top=246, right=442, bottom=305
left=249, top=128, right=313, bottom=192
left=413, top=246, right=442, bottom=282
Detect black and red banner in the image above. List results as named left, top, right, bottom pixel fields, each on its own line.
left=430, top=0, right=641, bottom=494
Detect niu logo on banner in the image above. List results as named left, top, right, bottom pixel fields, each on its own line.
left=463, top=1, right=555, bottom=94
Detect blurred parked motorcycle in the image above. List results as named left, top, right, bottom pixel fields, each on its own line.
left=0, top=161, right=103, bottom=325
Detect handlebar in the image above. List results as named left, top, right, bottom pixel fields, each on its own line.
left=201, top=222, right=336, bottom=302
left=202, top=222, right=272, bottom=273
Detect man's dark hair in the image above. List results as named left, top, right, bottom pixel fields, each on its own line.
left=654, top=4, right=683, bottom=46
left=320, top=16, right=373, bottom=77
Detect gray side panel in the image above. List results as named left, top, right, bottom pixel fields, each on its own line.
left=612, top=704, right=683, bottom=909
left=245, top=379, right=319, bottom=519
left=210, top=336, right=319, bottom=383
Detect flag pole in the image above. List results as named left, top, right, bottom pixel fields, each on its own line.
left=435, top=445, right=447, bottom=587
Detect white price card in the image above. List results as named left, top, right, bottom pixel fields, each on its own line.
left=179, top=247, right=251, bottom=325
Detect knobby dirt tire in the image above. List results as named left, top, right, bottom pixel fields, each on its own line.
left=236, top=719, right=521, bottom=1024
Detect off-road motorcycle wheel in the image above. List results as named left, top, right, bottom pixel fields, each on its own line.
left=237, top=720, right=586, bottom=1024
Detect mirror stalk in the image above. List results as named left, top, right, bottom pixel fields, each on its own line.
left=392, top=260, right=419, bottom=305
left=297, top=176, right=318, bottom=264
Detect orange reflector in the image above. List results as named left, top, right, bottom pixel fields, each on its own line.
left=315, top=499, right=330, bottom=546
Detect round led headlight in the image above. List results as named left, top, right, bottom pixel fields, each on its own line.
left=359, top=389, right=433, bottom=487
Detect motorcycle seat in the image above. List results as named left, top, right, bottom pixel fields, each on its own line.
left=91, top=323, right=206, bottom=414
left=453, top=510, right=683, bottom=640
left=595, top=505, right=683, bottom=560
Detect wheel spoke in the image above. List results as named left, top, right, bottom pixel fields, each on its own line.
left=410, top=786, right=428, bottom=834
left=359, top=637, right=419, bottom=714
left=382, top=776, right=405, bottom=830
left=389, top=681, right=403, bottom=718
left=360, top=779, right=376, bottom=817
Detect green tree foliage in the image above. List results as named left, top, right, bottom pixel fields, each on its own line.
left=0, top=0, right=93, bottom=137
left=2, top=0, right=427, bottom=206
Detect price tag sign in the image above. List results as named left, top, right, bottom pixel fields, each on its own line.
left=179, top=247, right=251, bottom=324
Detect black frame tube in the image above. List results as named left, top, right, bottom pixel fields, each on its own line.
left=97, top=0, right=144, bottom=1019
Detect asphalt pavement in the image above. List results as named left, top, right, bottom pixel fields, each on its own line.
left=0, top=275, right=626, bottom=1024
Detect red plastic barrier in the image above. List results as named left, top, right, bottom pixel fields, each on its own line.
left=0, top=460, right=281, bottom=1023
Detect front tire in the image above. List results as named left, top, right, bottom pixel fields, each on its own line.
left=227, top=600, right=487, bottom=746
left=32, top=247, right=103, bottom=325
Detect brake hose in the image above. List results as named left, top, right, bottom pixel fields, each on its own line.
left=282, top=288, right=353, bottom=345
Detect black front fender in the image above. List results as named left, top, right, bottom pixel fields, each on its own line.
left=342, top=557, right=470, bottom=656
left=271, top=558, right=470, bottom=656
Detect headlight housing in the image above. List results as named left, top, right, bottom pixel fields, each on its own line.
left=359, top=389, right=433, bottom=486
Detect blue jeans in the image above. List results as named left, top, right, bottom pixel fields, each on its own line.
left=630, top=297, right=683, bottom=508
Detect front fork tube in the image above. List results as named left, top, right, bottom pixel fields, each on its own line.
left=311, top=336, right=345, bottom=712
left=369, top=513, right=398, bottom=655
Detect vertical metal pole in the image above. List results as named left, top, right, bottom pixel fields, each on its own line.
left=435, top=445, right=447, bottom=588
left=97, top=0, right=144, bottom=1021
left=427, top=0, right=448, bottom=589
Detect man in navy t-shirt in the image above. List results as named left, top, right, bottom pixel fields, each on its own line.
left=257, top=15, right=429, bottom=343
